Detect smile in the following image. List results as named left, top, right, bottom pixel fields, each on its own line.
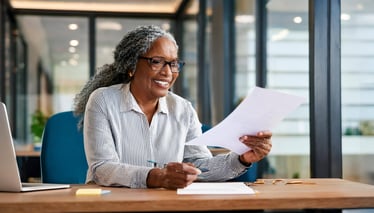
left=154, top=80, right=170, bottom=87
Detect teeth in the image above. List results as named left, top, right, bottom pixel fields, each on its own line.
left=155, top=80, right=169, bottom=86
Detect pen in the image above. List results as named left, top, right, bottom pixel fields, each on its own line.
left=147, top=160, right=159, bottom=168
left=147, top=160, right=209, bottom=173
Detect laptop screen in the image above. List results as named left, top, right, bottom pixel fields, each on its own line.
left=0, top=102, right=25, bottom=191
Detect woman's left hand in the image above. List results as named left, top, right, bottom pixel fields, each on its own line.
left=239, top=131, right=272, bottom=165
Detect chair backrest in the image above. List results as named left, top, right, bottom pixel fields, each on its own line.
left=40, top=111, right=88, bottom=184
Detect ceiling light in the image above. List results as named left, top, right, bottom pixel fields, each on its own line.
left=68, top=24, right=78, bottom=30
left=69, top=40, right=79, bottom=47
left=68, top=58, right=78, bottom=66
left=68, top=47, right=76, bottom=53
left=293, top=16, right=302, bottom=24
left=97, top=22, right=122, bottom=31
left=341, top=13, right=351, bottom=21
left=235, top=15, right=255, bottom=23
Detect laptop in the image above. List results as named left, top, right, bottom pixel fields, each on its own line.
left=0, top=102, right=70, bottom=192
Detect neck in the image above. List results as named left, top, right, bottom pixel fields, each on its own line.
left=130, top=87, right=158, bottom=124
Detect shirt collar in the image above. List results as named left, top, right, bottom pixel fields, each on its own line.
left=120, top=83, right=169, bottom=114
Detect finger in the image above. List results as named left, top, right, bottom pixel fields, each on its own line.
left=182, top=163, right=201, bottom=175
left=165, top=162, right=183, bottom=172
left=242, top=134, right=272, bottom=144
left=243, top=140, right=272, bottom=158
left=164, top=163, right=198, bottom=186
left=240, top=134, right=268, bottom=141
left=241, top=137, right=268, bottom=147
left=257, top=130, right=272, bottom=137
left=253, top=142, right=272, bottom=155
left=166, top=172, right=195, bottom=189
left=252, top=140, right=272, bottom=152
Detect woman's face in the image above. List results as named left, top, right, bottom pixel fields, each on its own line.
left=131, top=37, right=179, bottom=101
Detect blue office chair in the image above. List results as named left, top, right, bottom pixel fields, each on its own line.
left=201, top=124, right=257, bottom=182
left=40, top=111, right=88, bottom=184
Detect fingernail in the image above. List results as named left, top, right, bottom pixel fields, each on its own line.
left=196, top=168, right=202, bottom=175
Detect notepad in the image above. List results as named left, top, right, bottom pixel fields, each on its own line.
left=76, top=188, right=111, bottom=196
left=177, top=182, right=255, bottom=195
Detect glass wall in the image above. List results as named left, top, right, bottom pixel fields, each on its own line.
left=182, top=20, right=198, bottom=106
left=265, top=0, right=310, bottom=178
left=14, top=31, right=28, bottom=141
left=234, top=0, right=309, bottom=179
left=181, top=0, right=202, bottom=110
left=0, top=2, right=28, bottom=142
left=235, top=0, right=256, bottom=103
left=16, top=16, right=89, bottom=111
left=4, top=15, right=12, bottom=119
left=15, top=15, right=89, bottom=142
left=341, top=0, right=374, bottom=185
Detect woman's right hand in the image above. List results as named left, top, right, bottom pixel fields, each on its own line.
left=146, top=162, right=201, bottom=189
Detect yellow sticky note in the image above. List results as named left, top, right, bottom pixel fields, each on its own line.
left=76, top=188, right=111, bottom=196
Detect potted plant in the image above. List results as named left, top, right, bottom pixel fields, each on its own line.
left=30, top=110, right=48, bottom=151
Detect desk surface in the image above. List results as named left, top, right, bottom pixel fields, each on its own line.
left=0, top=178, right=373, bottom=212
left=15, top=144, right=40, bottom=157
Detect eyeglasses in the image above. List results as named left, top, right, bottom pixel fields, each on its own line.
left=138, top=56, right=185, bottom=73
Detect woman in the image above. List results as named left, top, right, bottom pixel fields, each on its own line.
left=74, top=25, right=272, bottom=189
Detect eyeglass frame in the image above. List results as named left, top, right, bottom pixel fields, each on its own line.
left=138, top=56, right=185, bottom=73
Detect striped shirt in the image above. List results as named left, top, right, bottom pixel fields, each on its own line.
left=84, top=83, right=249, bottom=188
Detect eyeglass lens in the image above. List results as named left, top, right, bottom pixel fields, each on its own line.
left=140, top=56, right=184, bottom=72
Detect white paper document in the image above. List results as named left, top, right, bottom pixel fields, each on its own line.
left=177, top=182, right=255, bottom=195
left=187, top=86, right=306, bottom=154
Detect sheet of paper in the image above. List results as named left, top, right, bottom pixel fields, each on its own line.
left=177, top=182, right=255, bottom=195
left=187, top=86, right=306, bottom=154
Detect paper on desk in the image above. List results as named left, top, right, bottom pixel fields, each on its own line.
left=177, top=182, right=255, bottom=195
left=187, top=87, right=306, bottom=154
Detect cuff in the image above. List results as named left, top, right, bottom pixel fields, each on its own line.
left=238, top=155, right=252, bottom=167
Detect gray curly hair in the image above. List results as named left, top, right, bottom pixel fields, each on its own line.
left=73, top=25, right=178, bottom=126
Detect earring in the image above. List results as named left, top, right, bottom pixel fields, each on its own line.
left=128, top=71, right=134, bottom=78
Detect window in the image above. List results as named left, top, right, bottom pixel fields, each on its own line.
left=341, top=0, right=374, bottom=185
left=266, top=0, right=310, bottom=178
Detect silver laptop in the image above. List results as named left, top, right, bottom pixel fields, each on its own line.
left=0, top=102, right=70, bottom=192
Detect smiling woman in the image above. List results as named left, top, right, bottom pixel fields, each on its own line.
left=72, top=25, right=272, bottom=189
left=129, top=36, right=181, bottom=123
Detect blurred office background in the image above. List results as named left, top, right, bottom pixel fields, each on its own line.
left=0, top=0, right=373, bottom=186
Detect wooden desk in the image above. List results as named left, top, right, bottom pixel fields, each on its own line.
left=0, top=179, right=373, bottom=213
left=15, top=144, right=40, bottom=157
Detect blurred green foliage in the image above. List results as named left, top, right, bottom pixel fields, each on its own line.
left=30, top=110, right=48, bottom=142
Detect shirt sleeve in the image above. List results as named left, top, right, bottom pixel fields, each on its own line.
left=182, top=100, right=250, bottom=181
